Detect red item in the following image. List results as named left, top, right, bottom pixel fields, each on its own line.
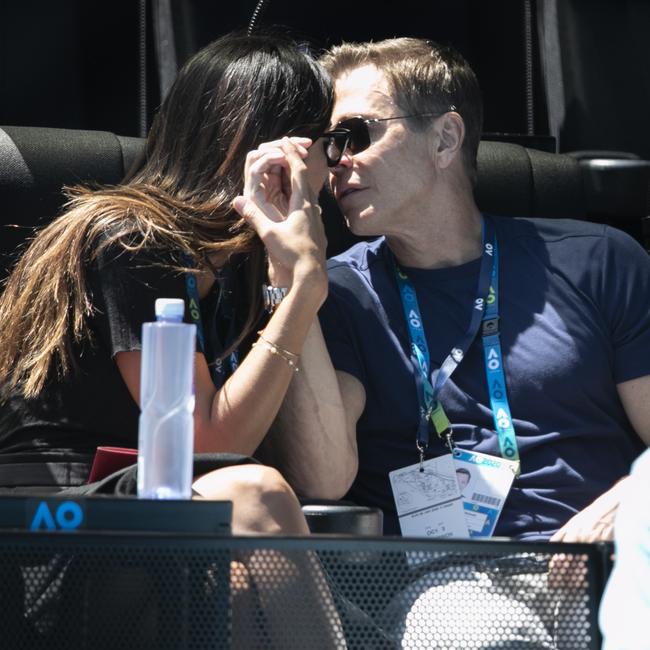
left=88, top=446, right=138, bottom=483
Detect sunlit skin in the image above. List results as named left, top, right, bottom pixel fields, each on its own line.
left=329, top=64, right=483, bottom=270
left=199, top=136, right=328, bottom=298
left=237, top=136, right=328, bottom=289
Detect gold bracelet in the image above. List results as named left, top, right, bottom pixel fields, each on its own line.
left=252, top=334, right=300, bottom=372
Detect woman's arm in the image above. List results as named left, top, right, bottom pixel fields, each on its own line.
left=116, top=264, right=325, bottom=456
left=117, top=138, right=348, bottom=469
left=232, top=137, right=359, bottom=498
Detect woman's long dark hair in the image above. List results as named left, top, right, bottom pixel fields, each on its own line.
left=0, top=30, right=333, bottom=398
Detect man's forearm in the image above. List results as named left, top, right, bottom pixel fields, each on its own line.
left=266, top=320, right=358, bottom=500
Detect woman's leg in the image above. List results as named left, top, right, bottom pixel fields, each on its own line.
left=192, top=464, right=346, bottom=649
left=192, top=464, right=309, bottom=535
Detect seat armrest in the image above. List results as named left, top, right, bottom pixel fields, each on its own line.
left=300, top=501, right=383, bottom=535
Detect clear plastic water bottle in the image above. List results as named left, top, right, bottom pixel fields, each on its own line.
left=137, top=298, right=196, bottom=499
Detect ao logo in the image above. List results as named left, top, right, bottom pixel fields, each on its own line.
left=486, top=348, right=500, bottom=370
left=30, top=500, right=84, bottom=531
left=491, top=379, right=504, bottom=400
left=495, top=407, right=511, bottom=430
left=408, top=309, right=421, bottom=329
left=188, top=295, right=201, bottom=323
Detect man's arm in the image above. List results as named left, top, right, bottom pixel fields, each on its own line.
left=550, top=374, right=650, bottom=543
left=258, top=325, right=366, bottom=500
left=617, top=375, right=650, bottom=441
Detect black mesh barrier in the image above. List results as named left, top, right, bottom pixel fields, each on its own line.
left=0, top=533, right=608, bottom=650
left=225, top=538, right=608, bottom=650
left=0, top=533, right=231, bottom=650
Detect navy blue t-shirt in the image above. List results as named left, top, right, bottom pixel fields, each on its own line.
left=319, top=216, right=650, bottom=540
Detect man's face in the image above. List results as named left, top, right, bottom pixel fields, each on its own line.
left=456, top=471, right=470, bottom=492
left=329, top=65, right=437, bottom=237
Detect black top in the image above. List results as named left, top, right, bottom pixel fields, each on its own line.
left=0, top=243, right=249, bottom=488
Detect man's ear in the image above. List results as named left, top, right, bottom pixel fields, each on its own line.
left=433, top=112, right=465, bottom=169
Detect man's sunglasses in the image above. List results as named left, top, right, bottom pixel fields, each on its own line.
left=322, top=110, right=455, bottom=167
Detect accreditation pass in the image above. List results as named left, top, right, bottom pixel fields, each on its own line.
left=452, top=449, right=518, bottom=537
left=389, top=454, right=469, bottom=538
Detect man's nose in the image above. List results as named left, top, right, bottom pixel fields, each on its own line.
left=331, top=150, right=353, bottom=174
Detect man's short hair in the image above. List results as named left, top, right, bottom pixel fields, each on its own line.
left=320, top=38, right=483, bottom=186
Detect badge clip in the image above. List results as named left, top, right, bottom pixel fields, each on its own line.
left=442, top=428, right=456, bottom=453
left=416, top=440, right=427, bottom=473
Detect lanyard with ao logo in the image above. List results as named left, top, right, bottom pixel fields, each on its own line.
left=392, top=215, right=519, bottom=469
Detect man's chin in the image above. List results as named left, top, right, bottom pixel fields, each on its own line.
left=344, top=211, right=380, bottom=238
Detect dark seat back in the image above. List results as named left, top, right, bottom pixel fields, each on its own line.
left=1, top=126, right=644, bottom=275
left=476, top=140, right=586, bottom=219
left=323, top=139, right=588, bottom=256
left=0, top=126, right=142, bottom=277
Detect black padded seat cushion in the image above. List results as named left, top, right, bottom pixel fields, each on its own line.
left=475, top=140, right=585, bottom=219
left=0, top=127, right=588, bottom=272
left=0, top=126, right=143, bottom=274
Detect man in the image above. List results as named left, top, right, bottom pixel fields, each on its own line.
left=304, top=37, right=650, bottom=541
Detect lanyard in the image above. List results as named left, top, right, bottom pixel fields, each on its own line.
left=481, top=241, right=519, bottom=462
left=183, top=256, right=239, bottom=389
left=393, top=215, right=519, bottom=466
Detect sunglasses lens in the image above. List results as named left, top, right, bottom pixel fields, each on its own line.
left=322, top=118, right=372, bottom=167
left=324, top=131, right=350, bottom=167
left=340, top=118, right=371, bottom=155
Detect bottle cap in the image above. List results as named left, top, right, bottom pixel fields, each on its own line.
left=155, top=298, right=185, bottom=322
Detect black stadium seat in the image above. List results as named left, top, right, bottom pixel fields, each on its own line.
left=0, top=126, right=142, bottom=278
left=0, top=125, right=598, bottom=275
left=3, top=125, right=647, bottom=275
left=476, top=140, right=586, bottom=219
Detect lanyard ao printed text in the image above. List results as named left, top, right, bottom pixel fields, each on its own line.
left=393, top=215, right=519, bottom=465
left=480, top=241, right=518, bottom=462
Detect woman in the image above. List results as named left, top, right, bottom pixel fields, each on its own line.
left=0, top=30, right=334, bottom=537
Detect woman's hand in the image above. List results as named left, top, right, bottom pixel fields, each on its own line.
left=227, top=139, right=352, bottom=499
left=232, top=137, right=327, bottom=294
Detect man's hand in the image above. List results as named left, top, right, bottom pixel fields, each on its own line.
left=550, top=476, right=630, bottom=543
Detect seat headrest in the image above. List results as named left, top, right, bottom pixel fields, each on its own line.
left=0, top=127, right=589, bottom=273
left=475, top=141, right=585, bottom=219
left=0, top=126, right=144, bottom=275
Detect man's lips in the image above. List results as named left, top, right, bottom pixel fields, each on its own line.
left=337, top=186, right=365, bottom=201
